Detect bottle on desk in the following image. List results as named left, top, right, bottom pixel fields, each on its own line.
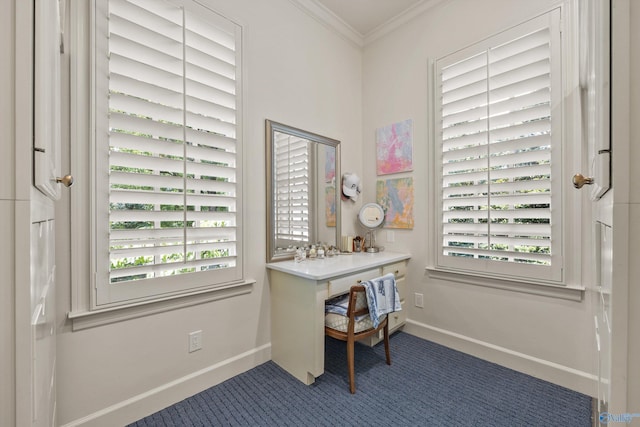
left=294, top=247, right=306, bottom=263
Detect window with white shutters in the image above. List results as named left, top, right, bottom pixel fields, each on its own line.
left=434, top=9, right=563, bottom=283
left=273, top=133, right=312, bottom=246
left=93, top=0, right=243, bottom=305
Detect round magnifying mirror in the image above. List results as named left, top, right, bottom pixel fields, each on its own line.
left=357, top=203, right=385, bottom=252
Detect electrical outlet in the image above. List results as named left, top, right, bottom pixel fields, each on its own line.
left=414, top=293, right=424, bottom=308
left=188, top=330, right=202, bottom=353
left=387, top=230, right=395, bottom=242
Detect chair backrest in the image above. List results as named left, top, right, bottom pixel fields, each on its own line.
left=347, top=285, right=369, bottom=320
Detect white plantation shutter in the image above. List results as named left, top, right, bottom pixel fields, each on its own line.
left=273, top=133, right=311, bottom=246
left=434, top=9, right=563, bottom=283
left=94, top=0, right=243, bottom=304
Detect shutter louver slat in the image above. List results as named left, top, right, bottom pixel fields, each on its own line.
left=109, top=131, right=179, bottom=157
left=443, top=222, right=551, bottom=236
left=441, top=51, right=486, bottom=80
left=442, top=92, right=488, bottom=117
left=186, top=106, right=236, bottom=137
left=186, top=31, right=235, bottom=67
left=112, top=241, right=236, bottom=260
left=441, top=64, right=487, bottom=94
left=489, top=28, right=549, bottom=63
left=488, top=104, right=550, bottom=131
left=441, top=247, right=551, bottom=263
left=488, top=74, right=549, bottom=104
left=489, top=58, right=550, bottom=92
left=186, top=92, right=236, bottom=123
left=185, top=9, right=236, bottom=51
left=110, top=73, right=183, bottom=110
left=442, top=105, right=487, bottom=129
left=111, top=90, right=236, bottom=131
left=110, top=209, right=235, bottom=223
left=110, top=0, right=183, bottom=40
left=186, top=145, right=236, bottom=166
left=443, top=208, right=551, bottom=221
left=443, top=192, right=551, bottom=209
left=110, top=150, right=184, bottom=174
left=442, top=78, right=488, bottom=106
left=443, top=235, right=551, bottom=249
left=186, top=128, right=236, bottom=152
left=110, top=226, right=236, bottom=242
left=110, top=189, right=236, bottom=209
left=485, top=88, right=550, bottom=118
left=442, top=117, right=488, bottom=140
left=110, top=149, right=236, bottom=181
left=109, top=256, right=237, bottom=280
left=110, top=112, right=183, bottom=141
left=186, top=49, right=236, bottom=86
left=110, top=52, right=182, bottom=93
left=441, top=143, right=488, bottom=163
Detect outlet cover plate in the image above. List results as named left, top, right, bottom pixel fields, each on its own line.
left=189, top=330, right=202, bottom=352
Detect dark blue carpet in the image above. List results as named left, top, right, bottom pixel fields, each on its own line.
left=129, top=332, right=593, bottom=426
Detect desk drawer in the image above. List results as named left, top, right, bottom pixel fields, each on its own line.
left=388, top=301, right=407, bottom=331
left=395, top=277, right=406, bottom=301
left=327, top=268, right=381, bottom=297
left=382, top=261, right=406, bottom=278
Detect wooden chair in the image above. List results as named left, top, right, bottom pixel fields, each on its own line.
left=325, top=285, right=391, bottom=393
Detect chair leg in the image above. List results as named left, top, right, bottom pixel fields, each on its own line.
left=383, top=322, right=391, bottom=365
left=347, top=338, right=356, bottom=394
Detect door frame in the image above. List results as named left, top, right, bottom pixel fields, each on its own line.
left=606, top=0, right=631, bottom=416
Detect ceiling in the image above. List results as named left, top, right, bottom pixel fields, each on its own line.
left=314, top=0, right=425, bottom=36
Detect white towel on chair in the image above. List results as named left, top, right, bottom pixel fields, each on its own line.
left=362, top=273, right=401, bottom=328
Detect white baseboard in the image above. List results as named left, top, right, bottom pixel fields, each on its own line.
left=403, top=320, right=597, bottom=397
left=61, top=343, right=271, bottom=427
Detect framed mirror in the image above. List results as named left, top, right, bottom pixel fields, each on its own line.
left=266, top=120, right=341, bottom=262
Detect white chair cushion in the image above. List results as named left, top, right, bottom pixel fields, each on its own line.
left=325, top=312, right=386, bottom=333
left=325, top=291, right=387, bottom=333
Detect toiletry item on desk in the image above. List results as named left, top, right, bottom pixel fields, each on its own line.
left=353, top=236, right=362, bottom=252
left=294, top=247, right=306, bottom=263
left=341, top=235, right=353, bottom=253
left=308, top=245, right=317, bottom=259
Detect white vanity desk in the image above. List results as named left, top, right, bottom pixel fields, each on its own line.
left=267, top=251, right=410, bottom=385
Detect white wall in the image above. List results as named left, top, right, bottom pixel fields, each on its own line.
left=54, top=1, right=362, bottom=425
left=362, top=0, right=597, bottom=394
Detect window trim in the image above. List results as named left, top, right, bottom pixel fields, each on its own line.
left=427, top=4, right=583, bottom=294
left=68, top=279, right=255, bottom=331
left=68, top=0, right=250, bottom=322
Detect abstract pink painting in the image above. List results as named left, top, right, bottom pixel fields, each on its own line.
left=376, top=119, right=413, bottom=175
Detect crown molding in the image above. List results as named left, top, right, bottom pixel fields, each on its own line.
left=288, top=0, right=364, bottom=48
left=364, top=0, right=446, bottom=45
left=289, top=0, right=447, bottom=48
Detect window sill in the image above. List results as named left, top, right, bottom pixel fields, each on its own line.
left=68, top=279, right=256, bottom=331
left=425, top=268, right=584, bottom=301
